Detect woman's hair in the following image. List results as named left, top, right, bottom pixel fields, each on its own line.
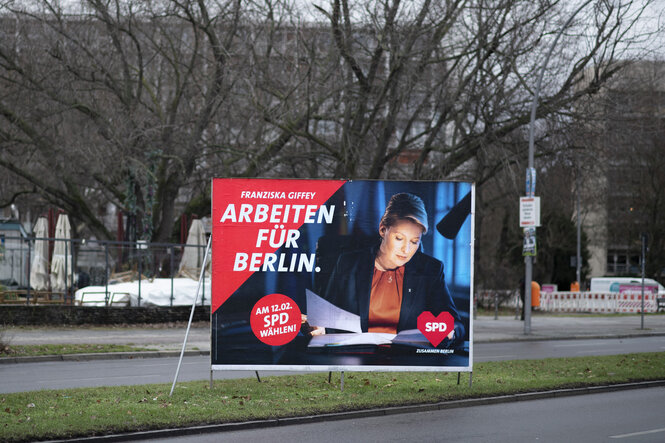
left=379, top=193, right=428, bottom=234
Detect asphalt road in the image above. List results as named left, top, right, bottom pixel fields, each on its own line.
left=475, top=335, right=665, bottom=361
left=148, top=387, right=665, bottom=443
left=1, top=336, right=664, bottom=393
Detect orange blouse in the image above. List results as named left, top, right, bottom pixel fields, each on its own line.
left=368, top=266, right=404, bottom=333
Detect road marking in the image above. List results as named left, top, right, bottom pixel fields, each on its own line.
left=610, top=427, right=665, bottom=439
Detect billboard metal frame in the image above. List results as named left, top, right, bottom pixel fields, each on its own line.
left=208, top=179, right=475, bottom=374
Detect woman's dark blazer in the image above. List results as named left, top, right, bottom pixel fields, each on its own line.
left=322, top=245, right=465, bottom=344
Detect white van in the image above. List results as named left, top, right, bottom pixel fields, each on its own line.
left=589, top=277, right=665, bottom=296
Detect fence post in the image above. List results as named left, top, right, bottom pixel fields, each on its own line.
left=70, top=239, right=77, bottom=305
left=201, top=270, right=206, bottom=306
left=26, top=237, right=32, bottom=305
left=494, top=292, right=498, bottom=319
left=64, top=238, right=69, bottom=305
left=170, top=246, right=175, bottom=307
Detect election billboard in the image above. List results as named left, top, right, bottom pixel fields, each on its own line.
left=211, top=179, right=473, bottom=372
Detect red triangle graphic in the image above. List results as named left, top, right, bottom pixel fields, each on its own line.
left=211, top=179, right=346, bottom=313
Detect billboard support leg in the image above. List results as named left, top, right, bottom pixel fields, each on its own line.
left=328, top=371, right=332, bottom=383
left=255, top=371, right=261, bottom=383
left=341, top=371, right=344, bottom=392
left=209, top=370, right=213, bottom=389
left=457, top=372, right=461, bottom=385
left=469, top=372, right=473, bottom=388
left=169, top=234, right=212, bottom=397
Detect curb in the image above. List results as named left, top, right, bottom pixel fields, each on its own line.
left=4, top=331, right=665, bottom=364
left=0, top=350, right=208, bottom=364
left=474, top=331, right=665, bottom=343
left=47, top=379, right=665, bottom=442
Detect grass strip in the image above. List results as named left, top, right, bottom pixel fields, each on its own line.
left=1, top=344, right=157, bottom=357
left=1, top=352, right=664, bottom=442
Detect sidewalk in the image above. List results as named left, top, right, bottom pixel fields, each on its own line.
left=4, top=314, right=665, bottom=354
left=473, top=313, right=665, bottom=342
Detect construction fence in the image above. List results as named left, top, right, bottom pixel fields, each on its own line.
left=473, top=289, right=665, bottom=316
left=540, top=291, right=665, bottom=314
left=0, top=235, right=208, bottom=307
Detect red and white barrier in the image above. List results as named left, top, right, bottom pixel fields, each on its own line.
left=616, top=292, right=657, bottom=313
left=539, top=292, right=657, bottom=313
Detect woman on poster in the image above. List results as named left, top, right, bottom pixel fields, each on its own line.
left=322, top=192, right=464, bottom=346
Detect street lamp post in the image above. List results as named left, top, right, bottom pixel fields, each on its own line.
left=524, top=0, right=594, bottom=334
left=576, top=151, right=582, bottom=285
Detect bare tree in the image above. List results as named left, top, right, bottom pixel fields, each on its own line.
left=0, top=0, right=268, bottom=241
left=263, top=0, right=655, bottom=185
left=0, top=0, right=657, bottom=250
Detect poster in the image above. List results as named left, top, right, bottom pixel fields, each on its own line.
left=211, top=179, right=473, bottom=372
left=523, top=227, right=537, bottom=256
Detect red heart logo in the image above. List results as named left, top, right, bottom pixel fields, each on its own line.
left=417, top=311, right=454, bottom=347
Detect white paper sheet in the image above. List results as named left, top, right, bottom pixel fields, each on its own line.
left=308, top=332, right=395, bottom=347
left=305, top=288, right=362, bottom=333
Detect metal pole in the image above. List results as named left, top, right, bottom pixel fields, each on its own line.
left=525, top=0, right=593, bottom=335
left=170, top=234, right=213, bottom=397
left=524, top=258, right=532, bottom=334
left=138, top=245, right=142, bottom=307
left=641, top=233, right=646, bottom=329
left=576, top=157, right=582, bottom=286
left=104, top=243, right=110, bottom=305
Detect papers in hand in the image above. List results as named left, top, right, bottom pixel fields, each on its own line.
left=305, top=289, right=436, bottom=348
left=305, top=289, right=362, bottom=333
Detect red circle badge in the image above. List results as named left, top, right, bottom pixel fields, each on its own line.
left=250, top=293, right=302, bottom=346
